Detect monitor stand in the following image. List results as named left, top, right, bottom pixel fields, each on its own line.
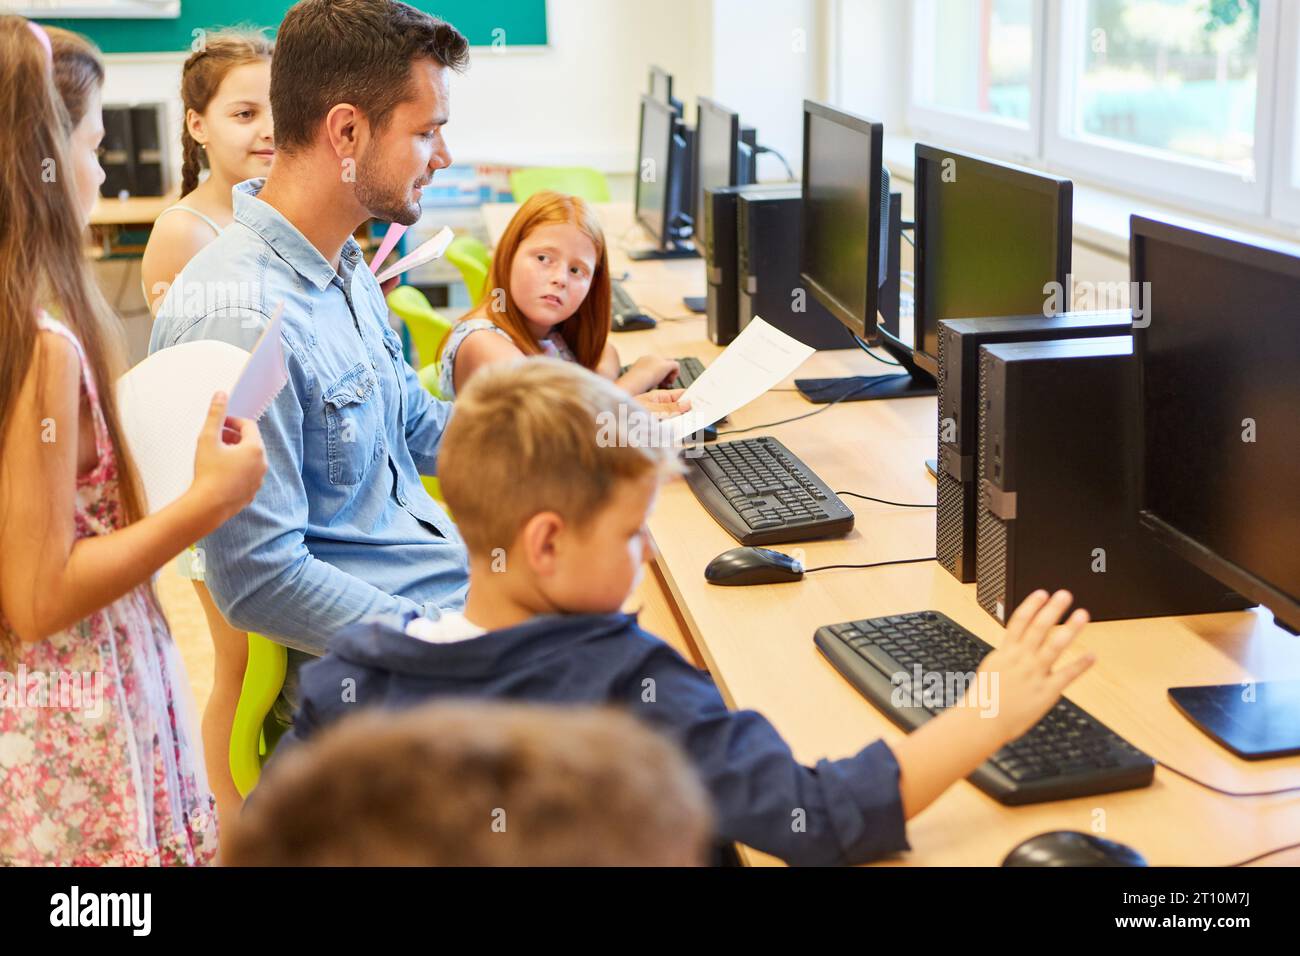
left=795, top=336, right=936, bottom=403
left=628, top=245, right=699, bottom=261
left=1168, top=677, right=1300, bottom=760
left=793, top=195, right=937, bottom=405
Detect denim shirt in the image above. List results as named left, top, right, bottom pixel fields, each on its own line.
left=150, top=179, right=468, bottom=656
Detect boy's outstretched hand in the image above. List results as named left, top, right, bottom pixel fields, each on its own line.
left=974, top=589, right=1094, bottom=742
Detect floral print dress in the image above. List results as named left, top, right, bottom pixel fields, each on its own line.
left=0, top=314, right=216, bottom=866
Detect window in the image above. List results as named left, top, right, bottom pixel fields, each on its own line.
left=909, top=0, right=1043, bottom=157
left=1045, top=0, right=1275, bottom=217
left=1071, top=0, right=1259, bottom=171
left=895, top=0, right=1294, bottom=225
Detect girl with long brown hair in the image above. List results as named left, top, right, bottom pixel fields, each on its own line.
left=439, top=191, right=687, bottom=412
left=0, top=19, right=267, bottom=865
left=140, top=28, right=273, bottom=314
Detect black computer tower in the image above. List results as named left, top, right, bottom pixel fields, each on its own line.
left=704, top=183, right=797, bottom=345
left=100, top=106, right=134, bottom=198
left=129, top=105, right=167, bottom=197
left=98, top=103, right=169, bottom=198
left=736, top=191, right=845, bottom=350
left=974, top=336, right=1250, bottom=623
left=936, top=309, right=1134, bottom=583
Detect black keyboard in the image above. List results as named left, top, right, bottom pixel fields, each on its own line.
left=618, top=355, right=706, bottom=392
left=685, top=436, right=855, bottom=545
left=814, top=610, right=1155, bottom=805
left=672, top=356, right=705, bottom=391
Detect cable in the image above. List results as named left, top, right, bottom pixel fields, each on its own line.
left=1227, top=840, right=1300, bottom=867
left=755, top=144, right=796, bottom=181
left=804, top=555, right=936, bottom=574
left=1155, top=759, right=1300, bottom=798
left=901, top=231, right=915, bottom=247
left=835, top=491, right=935, bottom=509
left=852, top=331, right=902, bottom=367
left=715, top=374, right=899, bottom=436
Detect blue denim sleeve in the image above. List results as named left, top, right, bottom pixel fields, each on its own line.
left=627, top=643, right=910, bottom=866
left=170, top=306, right=427, bottom=654
left=399, top=355, right=454, bottom=476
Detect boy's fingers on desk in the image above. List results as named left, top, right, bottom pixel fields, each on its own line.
left=1039, top=609, right=1090, bottom=666
left=1003, top=588, right=1050, bottom=645
left=1048, top=649, right=1096, bottom=694
left=1022, top=589, right=1074, bottom=652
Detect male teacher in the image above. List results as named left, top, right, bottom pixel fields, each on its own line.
left=152, top=0, right=473, bottom=710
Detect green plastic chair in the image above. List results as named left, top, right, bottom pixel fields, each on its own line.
left=229, top=632, right=288, bottom=797
left=509, top=166, right=611, bottom=204
left=444, top=235, right=491, bottom=306
left=417, top=364, right=449, bottom=504
left=386, top=285, right=452, bottom=370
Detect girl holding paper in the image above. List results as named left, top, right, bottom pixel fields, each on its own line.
left=141, top=29, right=274, bottom=314
left=439, top=191, right=687, bottom=414
left=0, top=21, right=267, bottom=866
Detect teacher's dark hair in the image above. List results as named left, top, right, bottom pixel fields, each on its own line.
left=270, top=0, right=469, bottom=154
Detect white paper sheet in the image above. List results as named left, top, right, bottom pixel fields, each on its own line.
left=374, top=226, right=455, bottom=284
left=661, top=316, right=815, bottom=444
left=116, top=307, right=288, bottom=514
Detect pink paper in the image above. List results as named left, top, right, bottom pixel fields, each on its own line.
left=369, top=223, right=409, bottom=275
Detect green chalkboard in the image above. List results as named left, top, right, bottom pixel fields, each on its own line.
left=35, top=1, right=547, bottom=55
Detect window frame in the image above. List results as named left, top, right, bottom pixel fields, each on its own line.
left=1268, top=0, right=1300, bottom=225
left=1041, top=0, right=1280, bottom=221
left=891, top=0, right=1300, bottom=230
left=906, top=0, right=1046, bottom=163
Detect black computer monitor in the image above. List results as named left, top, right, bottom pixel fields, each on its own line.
left=648, top=65, right=682, bottom=116
left=1132, top=215, right=1300, bottom=758
left=632, top=94, right=696, bottom=260
left=912, top=145, right=1073, bottom=377
left=795, top=101, right=926, bottom=403
left=695, top=98, right=742, bottom=231
left=799, top=100, right=884, bottom=340
left=1133, top=216, right=1300, bottom=631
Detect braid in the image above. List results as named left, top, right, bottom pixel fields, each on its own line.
left=180, top=122, right=204, bottom=197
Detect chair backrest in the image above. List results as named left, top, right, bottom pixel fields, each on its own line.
left=229, top=633, right=288, bottom=797
left=509, top=166, right=611, bottom=205
left=386, top=285, right=452, bottom=370
left=444, top=235, right=491, bottom=306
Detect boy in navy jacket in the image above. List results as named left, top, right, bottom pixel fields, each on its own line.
left=284, top=359, right=1095, bottom=866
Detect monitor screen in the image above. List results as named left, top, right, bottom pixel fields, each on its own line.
left=695, top=98, right=739, bottom=230
left=799, top=101, right=882, bottom=339
left=635, top=95, right=674, bottom=245
left=913, top=146, right=1072, bottom=373
left=1133, top=217, right=1300, bottom=629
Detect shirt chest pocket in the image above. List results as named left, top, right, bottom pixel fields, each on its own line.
left=323, top=363, right=382, bottom=485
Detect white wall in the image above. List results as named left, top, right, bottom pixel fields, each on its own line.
left=95, top=0, right=840, bottom=185
left=96, top=0, right=718, bottom=184
left=833, top=0, right=906, bottom=129
left=710, top=0, right=828, bottom=182
left=447, top=0, right=712, bottom=170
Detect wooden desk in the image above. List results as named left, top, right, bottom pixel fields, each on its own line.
left=481, top=200, right=1300, bottom=867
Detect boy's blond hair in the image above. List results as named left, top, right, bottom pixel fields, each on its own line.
left=223, top=701, right=714, bottom=866
left=439, top=358, right=682, bottom=556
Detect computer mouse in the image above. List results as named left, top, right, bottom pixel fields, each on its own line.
left=1001, top=831, right=1147, bottom=867
left=611, top=312, right=657, bottom=332
left=704, top=547, right=804, bottom=586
